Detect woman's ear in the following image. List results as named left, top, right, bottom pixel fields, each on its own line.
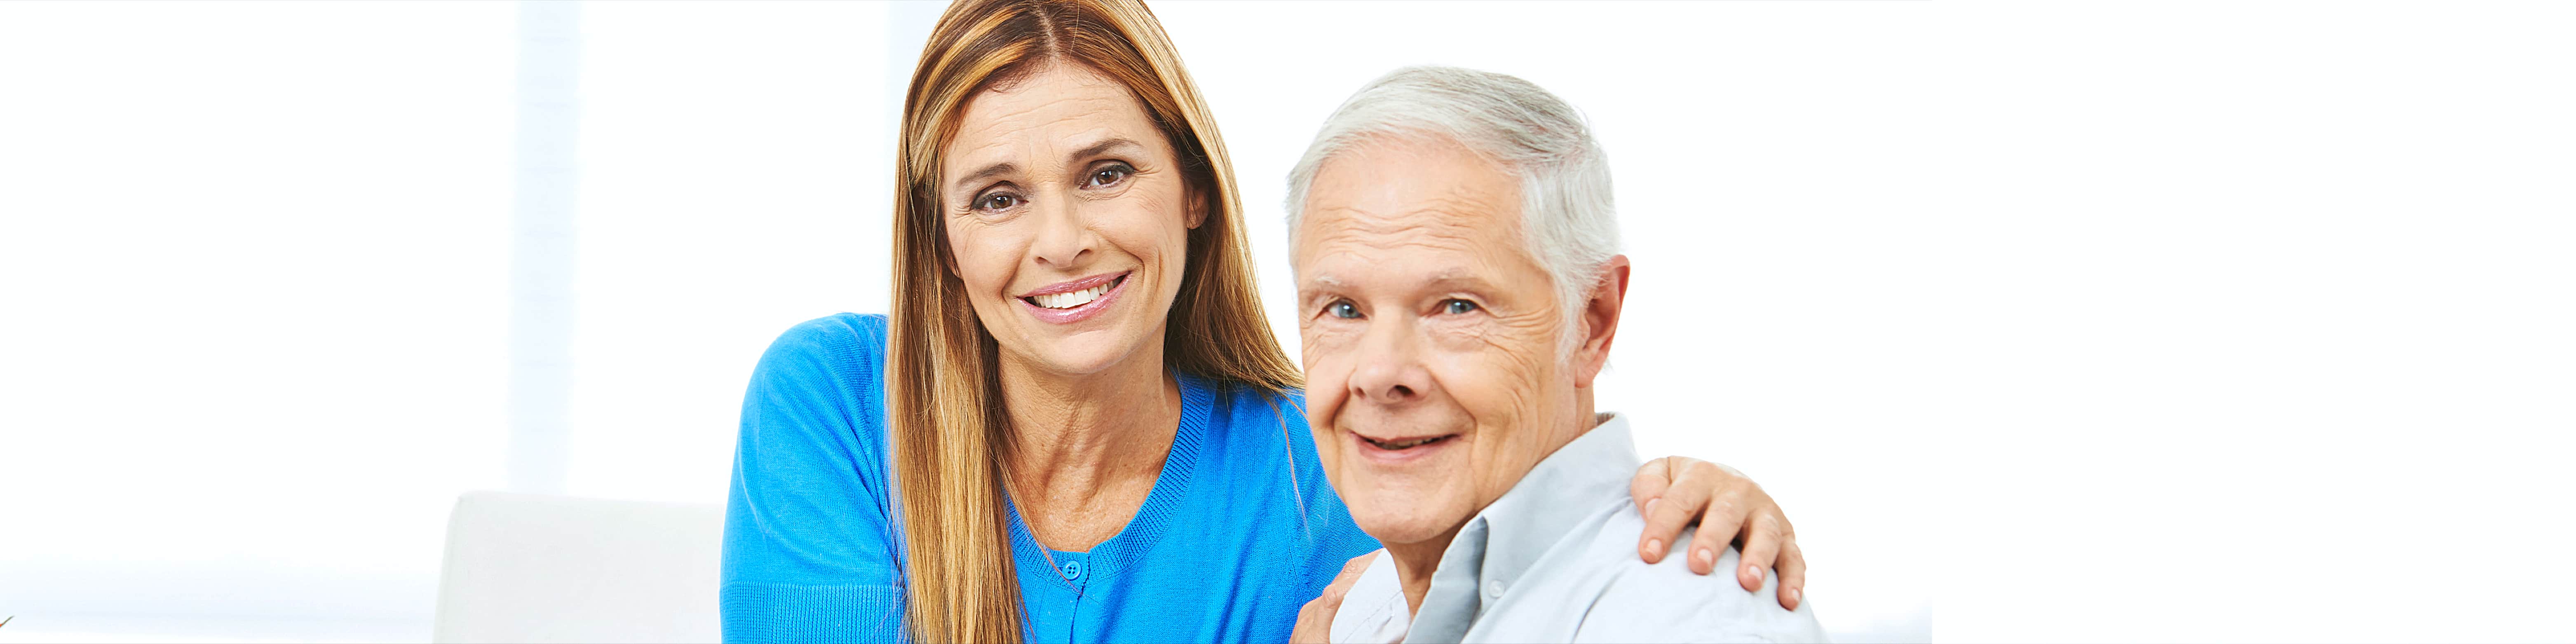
left=1186, top=186, right=1210, bottom=229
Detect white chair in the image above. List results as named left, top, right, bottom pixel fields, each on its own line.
left=433, top=491, right=724, bottom=643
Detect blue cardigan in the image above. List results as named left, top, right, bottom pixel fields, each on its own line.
left=720, top=313, right=1382, bottom=642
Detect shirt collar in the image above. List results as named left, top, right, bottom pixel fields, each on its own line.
left=1405, top=413, right=1641, bottom=642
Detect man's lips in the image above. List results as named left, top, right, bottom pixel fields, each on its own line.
left=1352, top=431, right=1460, bottom=451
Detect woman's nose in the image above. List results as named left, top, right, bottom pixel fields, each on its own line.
left=1029, top=196, right=1094, bottom=268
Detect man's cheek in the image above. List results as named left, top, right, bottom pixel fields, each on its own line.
left=1303, top=356, right=1352, bottom=437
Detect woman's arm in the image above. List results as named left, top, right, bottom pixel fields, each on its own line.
left=722, top=316, right=908, bottom=642
left=1630, top=457, right=1806, bottom=610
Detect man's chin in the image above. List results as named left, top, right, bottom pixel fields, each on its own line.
left=1350, top=501, right=1471, bottom=547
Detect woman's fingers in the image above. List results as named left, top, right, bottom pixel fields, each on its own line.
left=1634, top=457, right=1718, bottom=565
left=1330, top=551, right=1377, bottom=596
left=1774, top=536, right=1808, bottom=611
left=1290, top=598, right=1333, bottom=644
left=1290, top=551, right=1379, bottom=644
left=1729, top=509, right=1788, bottom=592
left=1629, top=455, right=1677, bottom=520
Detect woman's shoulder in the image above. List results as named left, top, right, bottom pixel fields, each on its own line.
left=755, top=313, right=889, bottom=379
left=746, top=313, right=890, bottom=429
left=767, top=312, right=889, bottom=356
left=1183, top=375, right=1308, bottom=427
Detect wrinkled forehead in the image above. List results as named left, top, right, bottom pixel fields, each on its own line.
left=1293, top=136, right=1530, bottom=275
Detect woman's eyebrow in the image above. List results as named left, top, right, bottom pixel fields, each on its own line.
left=949, top=162, right=1017, bottom=194
left=1069, top=137, right=1145, bottom=163
left=947, top=137, right=1143, bottom=194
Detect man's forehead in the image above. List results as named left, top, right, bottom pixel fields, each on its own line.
left=1304, top=199, right=1503, bottom=237
left=1303, top=265, right=1502, bottom=293
left=1292, top=136, right=1535, bottom=285
left=1296, top=207, right=1535, bottom=295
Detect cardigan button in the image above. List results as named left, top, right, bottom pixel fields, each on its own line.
left=1060, top=560, right=1084, bottom=581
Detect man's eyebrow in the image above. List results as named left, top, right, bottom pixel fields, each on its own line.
left=1300, top=272, right=1502, bottom=300
left=1422, top=270, right=1501, bottom=293
left=1302, top=273, right=1349, bottom=291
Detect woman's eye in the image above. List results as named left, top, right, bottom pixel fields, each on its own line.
left=1087, top=164, right=1132, bottom=187
left=976, top=193, right=1018, bottom=211
left=1328, top=300, right=1361, bottom=319
left=1441, top=299, right=1479, bottom=315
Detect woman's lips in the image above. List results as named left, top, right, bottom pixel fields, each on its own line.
left=1017, top=271, right=1131, bottom=324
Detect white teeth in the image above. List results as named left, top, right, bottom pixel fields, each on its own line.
left=1032, top=282, right=1112, bottom=309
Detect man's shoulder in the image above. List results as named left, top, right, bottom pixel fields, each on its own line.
left=1551, top=507, right=1830, bottom=643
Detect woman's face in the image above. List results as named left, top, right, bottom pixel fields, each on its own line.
left=939, top=62, right=1203, bottom=379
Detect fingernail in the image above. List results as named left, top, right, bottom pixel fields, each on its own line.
left=1786, top=587, right=1801, bottom=604
left=1695, top=548, right=1713, bottom=565
left=1645, top=538, right=1663, bottom=557
left=1744, top=563, right=1762, bottom=579
left=1645, top=498, right=1660, bottom=514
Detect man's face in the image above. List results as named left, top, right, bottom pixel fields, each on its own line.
left=1293, top=136, right=1586, bottom=547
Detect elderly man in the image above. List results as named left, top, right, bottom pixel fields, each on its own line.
left=1285, top=66, right=1828, bottom=644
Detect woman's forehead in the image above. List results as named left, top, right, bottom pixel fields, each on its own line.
left=945, top=65, right=1165, bottom=168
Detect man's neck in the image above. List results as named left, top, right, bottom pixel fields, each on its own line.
left=1381, top=394, right=1602, bottom=618
left=1382, top=525, right=1459, bottom=618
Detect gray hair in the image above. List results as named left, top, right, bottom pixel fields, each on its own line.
left=1285, top=66, right=1621, bottom=352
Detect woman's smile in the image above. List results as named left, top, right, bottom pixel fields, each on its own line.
left=1017, top=269, right=1134, bottom=324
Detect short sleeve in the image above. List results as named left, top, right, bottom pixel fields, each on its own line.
left=721, top=314, right=909, bottom=643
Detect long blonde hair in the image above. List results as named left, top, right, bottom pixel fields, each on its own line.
left=886, top=0, right=1300, bottom=641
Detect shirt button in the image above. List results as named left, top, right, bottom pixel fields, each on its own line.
left=1060, top=560, right=1083, bottom=581
left=1483, top=578, right=1505, bottom=599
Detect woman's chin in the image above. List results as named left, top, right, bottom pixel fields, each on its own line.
left=1001, top=328, right=1154, bottom=378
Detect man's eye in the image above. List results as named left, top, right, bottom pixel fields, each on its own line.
left=977, top=193, right=1018, bottom=211
left=1441, top=299, right=1479, bottom=315
left=1328, top=300, right=1361, bottom=319
left=1087, top=164, right=1132, bottom=187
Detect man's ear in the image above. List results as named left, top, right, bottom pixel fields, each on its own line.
left=1571, top=255, right=1633, bottom=389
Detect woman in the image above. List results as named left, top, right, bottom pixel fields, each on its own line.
left=722, top=0, right=1807, bottom=642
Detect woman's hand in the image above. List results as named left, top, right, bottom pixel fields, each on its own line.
left=1630, top=456, right=1806, bottom=610
left=1290, top=551, right=1380, bottom=644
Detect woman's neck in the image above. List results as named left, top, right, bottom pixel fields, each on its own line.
left=994, top=336, right=1184, bottom=552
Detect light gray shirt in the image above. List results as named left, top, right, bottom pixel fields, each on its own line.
left=1328, top=414, right=1828, bottom=644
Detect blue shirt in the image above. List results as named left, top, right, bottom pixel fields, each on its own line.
left=721, top=313, right=1382, bottom=642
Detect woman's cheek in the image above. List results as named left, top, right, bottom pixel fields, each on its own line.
left=944, top=218, right=1013, bottom=286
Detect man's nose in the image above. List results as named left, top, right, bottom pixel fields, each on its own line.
left=1347, top=321, right=1432, bottom=405
left=1030, top=194, right=1093, bottom=269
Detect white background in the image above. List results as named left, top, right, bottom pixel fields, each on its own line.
left=3, top=1, right=2571, bottom=642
